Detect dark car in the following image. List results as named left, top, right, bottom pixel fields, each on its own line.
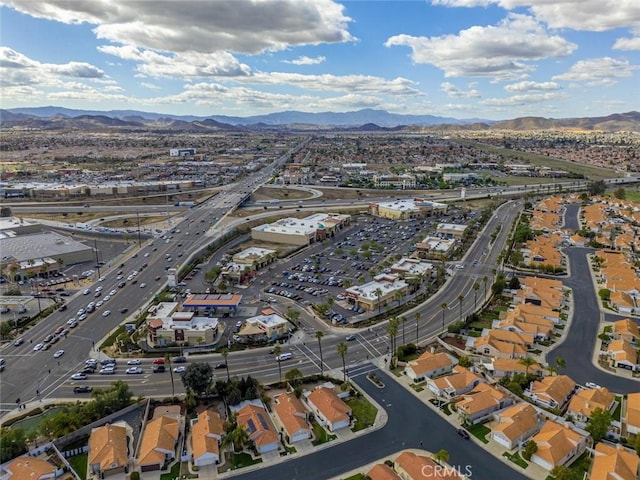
left=173, top=356, right=187, bottom=364
left=456, top=428, right=470, bottom=439
left=120, top=308, right=129, bottom=314
left=152, top=365, right=166, bottom=373
left=58, top=305, right=67, bottom=311
left=81, top=366, right=96, bottom=374
left=73, top=386, right=93, bottom=393
left=214, top=363, right=227, bottom=370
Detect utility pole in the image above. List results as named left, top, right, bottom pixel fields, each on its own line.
left=136, top=211, right=142, bottom=248
left=93, top=239, right=101, bottom=279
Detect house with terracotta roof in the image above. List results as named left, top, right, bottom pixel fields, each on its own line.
left=588, top=442, right=639, bottom=480
left=367, top=463, right=402, bottom=480
left=610, top=291, right=635, bottom=315
left=394, top=451, right=463, bottom=479
left=611, top=318, right=640, bottom=344
left=566, top=387, right=616, bottom=427
left=136, top=414, right=182, bottom=472
left=0, top=456, right=61, bottom=480
left=488, top=358, right=543, bottom=378
left=306, top=386, right=351, bottom=432
left=492, top=316, right=553, bottom=341
left=606, top=339, right=639, bottom=371
left=624, top=392, right=640, bottom=436
left=273, top=392, right=312, bottom=443
left=426, top=366, right=484, bottom=400
left=404, top=351, right=457, bottom=382
left=469, top=331, right=529, bottom=359
left=524, top=375, right=576, bottom=411
left=490, top=403, right=543, bottom=450
left=88, top=422, right=130, bottom=477
left=529, top=420, right=589, bottom=471
left=234, top=401, right=279, bottom=454
left=191, top=409, right=224, bottom=467
left=455, top=383, right=513, bottom=425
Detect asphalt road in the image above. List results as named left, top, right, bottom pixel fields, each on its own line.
left=239, top=367, right=527, bottom=480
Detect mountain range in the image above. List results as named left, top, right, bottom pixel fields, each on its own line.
left=1, top=107, right=638, bottom=133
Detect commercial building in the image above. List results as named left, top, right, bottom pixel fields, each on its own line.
left=373, top=173, right=417, bottom=189
left=146, top=303, right=219, bottom=346
left=344, top=273, right=409, bottom=312
left=369, top=198, right=447, bottom=220
left=415, top=236, right=456, bottom=258
left=251, top=213, right=350, bottom=246
left=236, top=309, right=290, bottom=344
left=390, top=257, right=433, bottom=279
left=221, top=247, right=278, bottom=285
left=436, top=223, right=468, bottom=238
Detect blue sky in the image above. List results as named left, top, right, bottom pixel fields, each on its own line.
left=1, top=0, right=638, bottom=120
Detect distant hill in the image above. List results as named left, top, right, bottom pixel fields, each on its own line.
left=2, top=107, right=638, bottom=132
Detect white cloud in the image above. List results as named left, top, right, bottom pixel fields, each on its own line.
left=613, top=37, right=640, bottom=50
left=552, top=57, right=638, bottom=86
left=3, top=0, right=355, bottom=54
left=504, top=81, right=560, bottom=92
left=431, top=0, right=640, bottom=32
left=385, top=14, right=576, bottom=79
left=140, top=82, right=160, bottom=90
left=481, top=92, right=566, bottom=106
left=440, top=82, right=481, bottom=98
left=283, top=55, right=327, bottom=65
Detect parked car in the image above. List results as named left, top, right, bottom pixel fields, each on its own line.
left=456, top=428, right=470, bottom=439
left=53, top=349, right=65, bottom=358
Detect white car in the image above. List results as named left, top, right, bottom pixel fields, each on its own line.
left=95, top=286, right=103, bottom=292
left=53, top=349, right=65, bottom=358
left=78, top=314, right=88, bottom=321
left=127, top=275, right=134, bottom=281
left=116, top=275, right=123, bottom=280
left=140, top=283, right=146, bottom=288
left=109, top=289, right=117, bottom=296
left=66, top=318, right=76, bottom=325
left=99, top=368, right=115, bottom=375
left=33, top=343, right=44, bottom=351
left=98, top=277, right=105, bottom=282
left=127, top=359, right=141, bottom=365
left=102, top=310, right=111, bottom=317
left=83, top=289, right=90, bottom=295
left=126, top=367, right=143, bottom=374
left=103, top=295, right=111, bottom=302
left=144, top=252, right=150, bottom=257
left=96, top=300, right=104, bottom=308
left=71, top=373, right=87, bottom=380
left=173, top=366, right=186, bottom=373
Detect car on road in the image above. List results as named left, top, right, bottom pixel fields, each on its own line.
left=173, top=356, right=187, bottom=363
left=102, top=310, right=111, bottom=317
left=173, top=366, right=186, bottom=373
left=275, top=353, right=293, bottom=362
left=155, top=276, right=162, bottom=281
left=99, top=368, right=116, bottom=375
left=120, top=308, right=129, bottom=314
left=13, top=338, right=24, bottom=347
left=152, top=358, right=165, bottom=365
left=214, top=363, right=226, bottom=370
left=78, top=314, right=88, bottom=321
left=53, top=349, right=64, bottom=358
left=73, top=386, right=93, bottom=393
left=33, top=343, right=44, bottom=351
left=83, top=289, right=90, bottom=295
left=81, top=366, right=95, bottom=374
left=127, top=359, right=141, bottom=365
left=345, top=334, right=356, bottom=341
left=152, top=365, right=166, bottom=373
left=126, top=367, right=143, bottom=374
left=585, top=381, right=601, bottom=389
left=456, top=428, right=470, bottom=439
left=71, top=373, right=87, bottom=380
left=140, top=283, right=146, bottom=288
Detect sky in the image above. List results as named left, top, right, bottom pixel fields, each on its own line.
left=1, top=0, right=639, bottom=120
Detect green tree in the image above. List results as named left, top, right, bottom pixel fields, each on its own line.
left=634, top=431, right=640, bottom=455
left=400, top=316, right=407, bottom=345
left=285, top=368, right=303, bottom=388
left=472, top=281, right=480, bottom=308
left=518, top=356, right=537, bottom=375
left=555, top=356, right=566, bottom=371
left=273, top=345, right=282, bottom=382
left=586, top=407, right=613, bottom=442
left=458, top=355, right=473, bottom=368
left=457, top=294, right=464, bottom=323
left=522, top=440, right=537, bottom=460
left=440, top=302, right=448, bottom=334
left=286, top=307, right=300, bottom=324
left=550, top=465, right=580, bottom=480
left=315, top=330, right=325, bottom=375
left=221, top=348, right=231, bottom=381
left=0, top=427, right=26, bottom=463
left=165, top=353, right=175, bottom=397
left=337, top=342, right=348, bottom=383
left=414, top=311, right=421, bottom=345
left=181, top=362, right=213, bottom=394
left=387, top=317, right=399, bottom=356
left=433, top=449, right=449, bottom=464
left=587, top=180, right=607, bottom=196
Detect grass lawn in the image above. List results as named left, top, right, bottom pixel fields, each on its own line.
left=9, top=406, right=65, bottom=432
left=311, top=421, right=337, bottom=446
left=228, top=452, right=262, bottom=470
left=347, top=397, right=378, bottom=432
left=613, top=396, right=622, bottom=421
left=410, top=384, right=424, bottom=392
left=160, top=462, right=181, bottom=480
left=343, top=474, right=368, bottom=480
left=67, top=453, right=87, bottom=480
left=468, top=321, right=492, bottom=330
left=503, top=451, right=528, bottom=469
left=466, top=423, right=490, bottom=444
left=442, top=404, right=452, bottom=416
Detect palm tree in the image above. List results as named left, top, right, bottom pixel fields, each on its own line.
left=434, top=449, right=450, bottom=464
left=375, top=288, right=383, bottom=312
left=221, top=348, right=230, bottom=381
left=414, top=311, right=421, bottom=345
left=440, top=302, right=448, bottom=333
left=457, top=294, right=464, bottom=323
left=482, top=275, right=488, bottom=300
left=315, top=331, right=324, bottom=375
left=518, top=356, right=536, bottom=375
left=400, top=316, right=406, bottom=345
left=472, top=281, right=480, bottom=308
left=387, top=317, right=399, bottom=356
left=165, top=353, right=175, bottom=397
left=337, top=342, right=348, bottom=383
left=223, top=424, right=250, bottom=452
left=555, top=356, right=566, bottom=371
left=273, top=345, right=282, bottom=382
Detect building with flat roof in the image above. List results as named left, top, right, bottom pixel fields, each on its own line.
left=221, top=247, right=278, bottom=285
left=182, top=293, right=242, bottom=311
left=345, top=273, right=409, bottom=312
left=436, top=223, right=468, bottom=238
left=373, top=173, right=416, bottom=189
left=389, top=257, right=433, bottom=279
left=147, top=307, right=219, bottom=347
left=236, top=309, right=289, bottom=343
left=415, top=236, right=456, bottom=258
left=369, top=198, right=447, bottom=220
left=251, top=213, right=350, bottom=245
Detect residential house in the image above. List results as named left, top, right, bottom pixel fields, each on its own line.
left=490, top=403, right=543, bottom=450
left=306, top=386, right=352, bottom=432
left=589, top=442, right=639, bottom=480
left=529, top=420, right=589, bottom=471
left=137, top=415, right=181, bottom=472
left=0, top=456, right=61, bottom=480
left=274, top=392, right=312, bottom=443
left=492, top=316, right=553, bottom=341
left=470, top=330, right=529, bottom=359
left=404, top=351, right=457, bottom=382
left=624, top=392, right=640, bottom=436
left=394, top=451, right=462, bottom=479
left=566, top=387, right=615, bottom=427
left=524, top=375, right=576, bottom=411
left=367, top=463, right=402, bottom=480
left=610, top=291, right=635, bottom=315
left=191, top=409, right=224, bottom=467
left=611, top=318, right=640, bottom=344
left=426, top=366, right=484, bottom=400
left=606, top=339, right=638, bottom=371
left=489, top=358, right=543, bottom=378
left=235, top=402, right=279, bottom=454
left=455, top=383, right=513, bottom=425
left=514, top=303, right=561, bottom=324
left=88, top=422, right=129, bottom=477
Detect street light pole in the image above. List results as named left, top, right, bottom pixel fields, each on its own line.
left=93, top=239, right=101, bottom=279
left=136, top=211, right=142, bottom=248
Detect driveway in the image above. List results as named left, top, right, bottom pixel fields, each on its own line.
left=239, top=367, right=526, bottom=480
